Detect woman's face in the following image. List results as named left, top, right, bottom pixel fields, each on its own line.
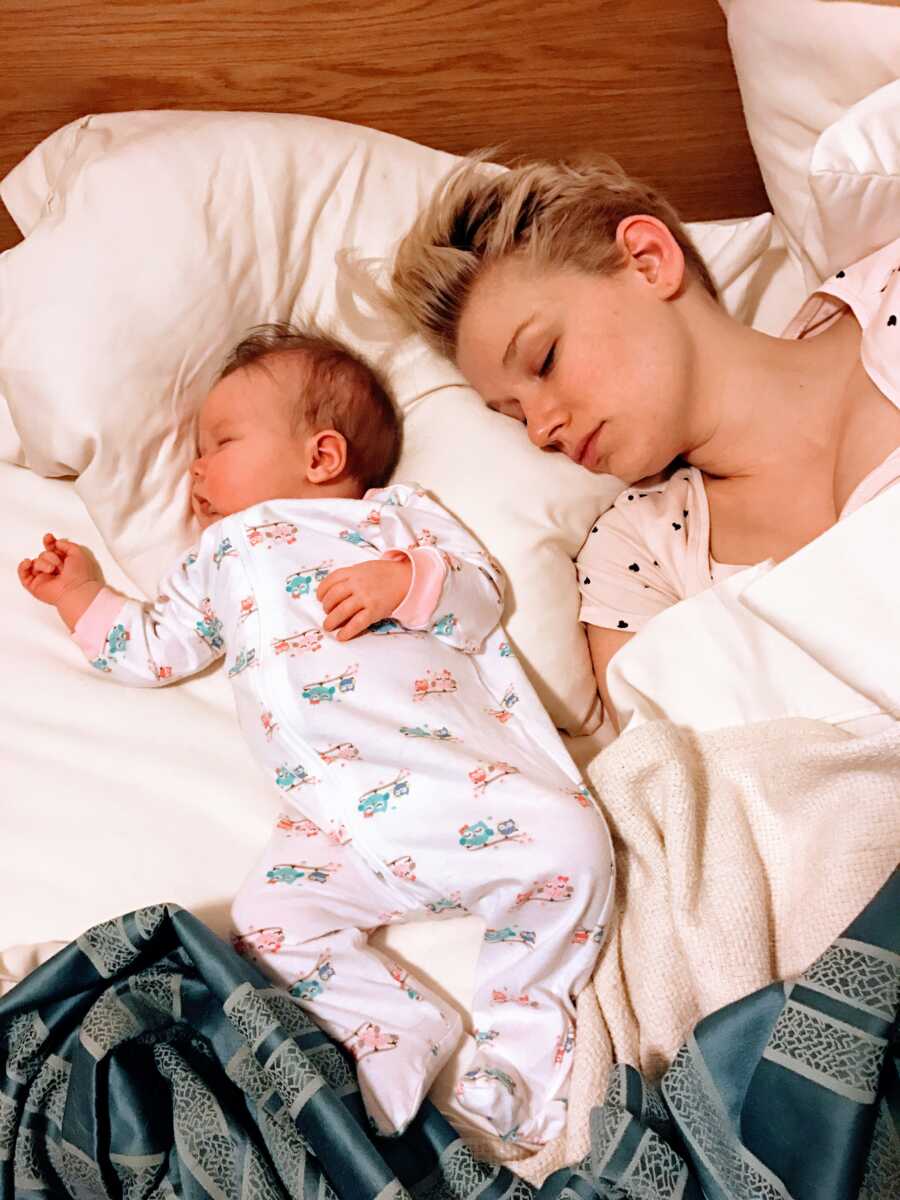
left=455, top=246, right=697, bottom=484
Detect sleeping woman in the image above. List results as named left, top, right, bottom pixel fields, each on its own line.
left=389, top=156, right=900, bottom=731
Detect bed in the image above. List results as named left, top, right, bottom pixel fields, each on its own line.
left=0, top=0, right=780, bottom=957
left=2, top=1, right=899, bottom=1196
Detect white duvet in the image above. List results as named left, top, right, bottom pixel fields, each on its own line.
left=608, top=484, right=900, bottom=740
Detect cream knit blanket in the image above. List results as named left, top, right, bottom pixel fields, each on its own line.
left=508, top=716, right=900, bottom=1185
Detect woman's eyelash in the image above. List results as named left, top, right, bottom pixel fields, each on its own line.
left=539, top=344, right=556, bottom=377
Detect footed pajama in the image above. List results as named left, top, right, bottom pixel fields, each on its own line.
left=72, top=482, right=615, bottom=1146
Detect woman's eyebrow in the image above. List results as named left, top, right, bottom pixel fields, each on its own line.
left=503, top=315, right=536, bottom=367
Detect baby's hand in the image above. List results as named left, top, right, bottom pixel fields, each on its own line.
left=317, top=559, right=412, bottom=641
left=18, top=534, right=100, bottom=607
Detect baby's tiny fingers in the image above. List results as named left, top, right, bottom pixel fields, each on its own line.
left=320, top=582, right=353, bottom=613
left=336, top=610, right=373, bottom=642
left=316, top=569, right=348, bottom=602
left=323, top=596, right=365, bottom=633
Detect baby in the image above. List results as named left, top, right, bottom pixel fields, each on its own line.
left=18, top=324, right=614, bottom=1148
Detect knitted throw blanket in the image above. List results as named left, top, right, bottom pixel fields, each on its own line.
left=511, top=715, right=900, bottom=1185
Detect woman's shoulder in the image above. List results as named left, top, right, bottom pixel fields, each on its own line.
left=576, top=465, right=708, bottom=633
left=599, top=464, right=703, bottom=535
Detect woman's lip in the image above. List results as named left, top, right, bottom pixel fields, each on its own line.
left=576, top=424, right=604, bottom=468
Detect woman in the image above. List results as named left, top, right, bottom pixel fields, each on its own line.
left=390, top=157, right=900, bottom=730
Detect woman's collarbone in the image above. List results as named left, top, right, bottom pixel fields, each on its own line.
left=704, top=468, right=837, bottom=565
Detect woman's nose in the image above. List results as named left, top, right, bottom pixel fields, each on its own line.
left=527, top=407, right=568, bottom=451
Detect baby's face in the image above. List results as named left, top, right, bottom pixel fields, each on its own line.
left=191, top=365, right=310, bottom=529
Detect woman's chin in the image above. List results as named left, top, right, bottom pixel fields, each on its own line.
left=614, top=451, right=678, bottom=487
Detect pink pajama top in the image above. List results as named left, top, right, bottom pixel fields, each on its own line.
left=577, top=236, right=900, bottom=634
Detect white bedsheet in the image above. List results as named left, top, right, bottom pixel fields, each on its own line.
left=7, top=455, right=896, bottom=1017
left=0, top=460, right=607, bottom=1013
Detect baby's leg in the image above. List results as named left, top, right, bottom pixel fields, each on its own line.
left=230, top=814, right=462, bottom=1136
left=445, top=794, right=615, bottom=1148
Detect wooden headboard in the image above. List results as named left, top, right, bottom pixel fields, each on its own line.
left=0, top=0, right=767, bottom=255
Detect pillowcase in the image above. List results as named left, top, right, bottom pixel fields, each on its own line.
left=720, top=0, right=900, bottom=287
left=0, top=110, right=787, bottom=732
left=806, top=79, right=900, bottom=284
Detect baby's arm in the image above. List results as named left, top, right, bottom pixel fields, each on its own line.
left=19, top=533, right=224, bottom=685
left=320, top=485, right=504, bottom=652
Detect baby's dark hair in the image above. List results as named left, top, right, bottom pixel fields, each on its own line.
left=219, top=323, right=402, bottom=490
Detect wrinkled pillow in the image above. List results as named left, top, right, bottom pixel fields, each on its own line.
left=720, top=0, right=900, bottom=287
left=0, top=110, right=788, bottom=732
left=806, top=79, right=900, bottom=283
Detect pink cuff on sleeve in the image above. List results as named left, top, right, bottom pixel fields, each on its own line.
left=385, top=547, right=446, bottom=628
left=71, top=587, right=127, bottom=659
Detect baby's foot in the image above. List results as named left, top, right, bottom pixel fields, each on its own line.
left=355, top=1006, right=463, bottom=1136
left=454, top=1060, right=526, bottom=1142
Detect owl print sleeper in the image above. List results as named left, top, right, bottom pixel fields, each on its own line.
left=71, top=483, right=615, bottom=1147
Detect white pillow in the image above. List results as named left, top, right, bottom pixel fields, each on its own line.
left=0, top=110, right=783, bottom=733
left=720, top=0, right=900, bottom=287
left=806, top=79, right=900, bottom=284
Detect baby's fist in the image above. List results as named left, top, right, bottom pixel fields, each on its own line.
left=317, top=558, right=412, bottom=641
left=18, top=534, right=99, bottom=607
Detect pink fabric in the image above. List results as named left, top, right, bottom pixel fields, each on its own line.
left=840, top=447, right=900, bottom=520
left=71, top=586, right=126, bottom=659
left=783, top=235, right=900, bottom=408
left=385, top=546, right=446, bottom=628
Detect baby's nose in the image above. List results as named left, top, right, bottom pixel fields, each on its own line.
left=190, top=457, right=203, bottom=479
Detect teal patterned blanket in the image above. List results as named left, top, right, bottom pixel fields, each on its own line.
left=1, top=870, right=897, bottom=1199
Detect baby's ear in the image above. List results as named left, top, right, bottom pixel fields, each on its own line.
left=305, top=429, right=349, bottom=484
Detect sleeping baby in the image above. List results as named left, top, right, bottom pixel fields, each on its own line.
left=17, top=323, right=614, bottom=1148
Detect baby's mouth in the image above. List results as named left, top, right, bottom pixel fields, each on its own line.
left=194, top=493, right=218, bottom=519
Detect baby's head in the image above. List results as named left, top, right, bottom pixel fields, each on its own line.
left=191, top=324, right=401, bottom=528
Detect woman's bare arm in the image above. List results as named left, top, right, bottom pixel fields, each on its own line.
left=586, top=624, right=635, bottom=734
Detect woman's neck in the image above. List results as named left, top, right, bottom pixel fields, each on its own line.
left=680, top=300, right=858, bottom=481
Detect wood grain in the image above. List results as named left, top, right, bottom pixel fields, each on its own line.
left=0, top=0, right=768, bottom=254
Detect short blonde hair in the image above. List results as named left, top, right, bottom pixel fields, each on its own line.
left=390, top=153, right=717, bottom=361
left=220, top=324, right=401, bottom=489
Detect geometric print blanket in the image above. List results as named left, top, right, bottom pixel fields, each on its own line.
left=1, top=871, right=897, bottom=1199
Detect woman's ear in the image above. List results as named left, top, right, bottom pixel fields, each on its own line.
left=304, top=429, right=349, bottom=484
left=615, top=215, right=686, bottom=299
